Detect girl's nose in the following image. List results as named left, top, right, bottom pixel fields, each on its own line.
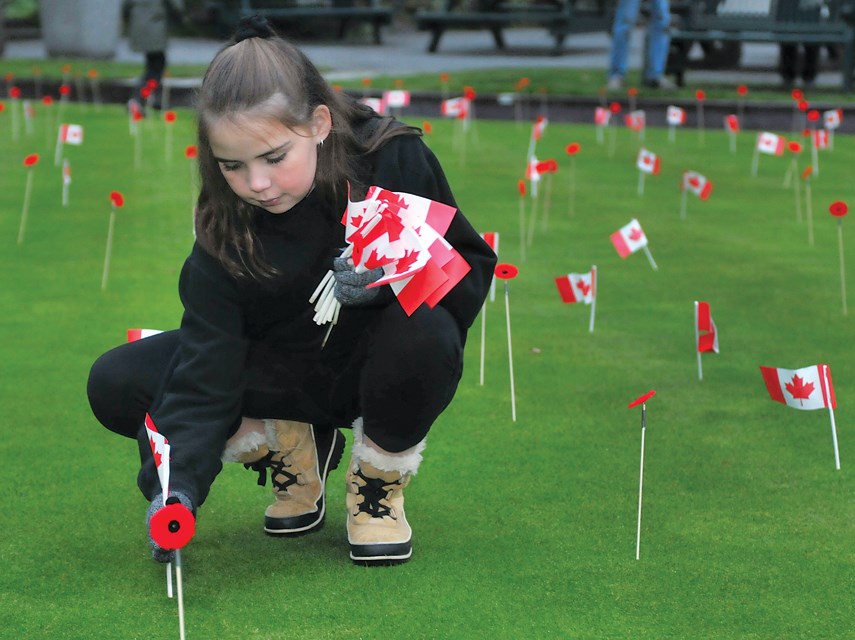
left=248, top=168, right=271, bottom=193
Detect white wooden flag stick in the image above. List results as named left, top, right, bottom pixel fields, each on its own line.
left=821, top=364, right=841, bottom=470
left=629, top=390, right=656, bottom=560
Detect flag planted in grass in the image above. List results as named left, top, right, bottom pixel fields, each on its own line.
left=666, top=105, right=685, bottom=142
left=830, top=200, right=849, bottom=316
left=555, top=266, right=597, bottom=332
left=636, top=148, right=660, bottom=196
left=495, top=263, right=519, bottom=422
left=752, top=132, right=786, bottom=176
left=629, top=389, right=656, bottom=560
left=760, top=363, right=840, bottom=470
left=611, top=218, right=657, bottom=270
left=101, top=191, right=124, bottom=290
left=694, top=300, right=718, bottom=380
left=680, top=170, right=713, bottom=218
left=17, top=153, right=39, bottom=244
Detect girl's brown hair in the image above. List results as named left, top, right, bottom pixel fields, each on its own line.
left=194, top=20, right=419, bottom=279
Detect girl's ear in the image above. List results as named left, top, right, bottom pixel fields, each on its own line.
left=312, top=105, right=332, bottom=143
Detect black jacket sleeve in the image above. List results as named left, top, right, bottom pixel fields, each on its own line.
left=369, top=134, right=497, bottom=332
left=138, top=244, right=248, bottom=507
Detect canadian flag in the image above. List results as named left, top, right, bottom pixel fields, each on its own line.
left=610, top=218, right=648, bottom=258
left=695, top=301, right=719, bottom=353
left=481, top=231, right=499, bottom=255
left=128, top=328, right=164, bottom=342
left=342, top=186, right=469, bottom=316
left=144, top=413, right=171, bottom=501
left=531, top=115, right=548, bottom=141
left=59, top=123, right=84, bottom=145
left=812, top=129, right=830, bottom=149
left=625, top=110, right=646, bottom=132
left=636, top=148, right=660, bottom=175
left=682, top=171, right=713, bottom=201
left=525, top=156, right=541, bottom=183
left=594, top=106, right=611, bottom=126
left=666, top=105, right=686, bottom=126
left=724, top=114, right=740, bottom=133
left=361, top=97, right=386, bottom=115
left=62, top=158, right=72, bottom=185
left=383, top=90, right=411, bottom=108
left=760, top=364, right=836, bottom=411
left=441, top=97, right=469, bottom=119
left=824, top=108, right=842, bottom=130
left=555, top=269, right=595, bottom=304
left=756, top=132, right=785, bottom=155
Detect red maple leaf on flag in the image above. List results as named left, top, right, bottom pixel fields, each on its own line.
left=576, top=280, right=591, bottom=297
left=394, top=249, right=420, bottom=273
left=349, top=213, right=364, bottom=231
left=149, top=437, right=162, bottom=467
left=688, top=176, right=700, bottom=188
left=785, top=374, right=814, bottom=405
left=628, top=227, right=644, bottom=241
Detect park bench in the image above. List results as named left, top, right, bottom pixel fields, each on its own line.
left=413, top=0, right=614, bottom=54
left=204, top=0, right=393, bottom=44
left=667, top=0, right=855, bottom=91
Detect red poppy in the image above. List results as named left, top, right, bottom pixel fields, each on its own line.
left=0, top=102, right=5, bottom=112
left=41, top=95, right=53, bottom=106
left=695, top=89, right=706, bottom=101
left=164, top=110, right=177, bottom=123
left=148, top=502, right=196, bottom=550
left=565, top=142, right=581, bottom=155
left=9, top=86, right=21, bottom=99
left=829, top=201, right=849, bottom=217
left=87, top=69, right=99, bottom=78
left=394, top=79, right=404, bottom=89
left=361, top=77, right=372, bottom=88
left=23, top=153, right=39, bottom=167
left=185, top=145, right=198, bottom=159
left=422, top=121, right=433, bottom=134
left=791, top=88, right=804, bottom=100
left=109, top=191, right=124, bottom=208
left=627, top=87, right=638, bottom=97
left=463, top=86, right=476, bottom=100
left=788, top=141, right=802, bottom=154
left=440, top=72, right=450, bottom=84
left=609, top=101, right=621, bottom=114
left=801, top=166, right=813, bottom=180
left=494, top=263, right=519, bottom=279
left=58, top=84, right=70, bottom=96
left=798, top=100, right=809, bottom=112
left=514, top=77, right=529, bottom=91
left=517, top=180, right=526, bottom=197
left=145, top=79, right=158, bottom=90
left=737, top=84, right=748, bottom=96
left=807, top=109, right=820, bottom=122
left=61, top=64, right=71, bottom=74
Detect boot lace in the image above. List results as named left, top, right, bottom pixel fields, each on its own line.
left=353, top=469, right=400, bottom=520
left=244, top=451, right=302, bottom=491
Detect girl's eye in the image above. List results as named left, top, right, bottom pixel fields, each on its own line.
left=266, top=153, right=286, bottom=165
left=220, top=162, right=241, bottom=172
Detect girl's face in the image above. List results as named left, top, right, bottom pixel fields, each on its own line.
left=209, top=105, right=331, bottom=214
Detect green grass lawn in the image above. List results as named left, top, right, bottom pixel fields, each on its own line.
left=1, top=98, right=854, bottom=639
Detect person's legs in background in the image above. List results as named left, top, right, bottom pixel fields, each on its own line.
left=643, top=0, right=672, bottom=87
left=607, top=0, right=642, bottom=90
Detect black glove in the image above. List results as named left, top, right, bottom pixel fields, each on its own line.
left=332, top=256, right=384, bottom=306
left=146, top=491, right=194, bottom=563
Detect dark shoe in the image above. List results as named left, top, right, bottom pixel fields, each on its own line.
left=643, top=77, right=677, bottom=90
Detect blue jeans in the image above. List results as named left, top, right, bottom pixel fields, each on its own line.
left=608, top=0, right=671, bottom=82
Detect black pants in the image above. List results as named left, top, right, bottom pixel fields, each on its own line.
left=87, top=303, right=465, bottom=454
left=780, top=43, right=819, bottom=84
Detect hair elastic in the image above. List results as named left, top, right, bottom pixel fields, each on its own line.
left=233, top=14, right=276, bottom=43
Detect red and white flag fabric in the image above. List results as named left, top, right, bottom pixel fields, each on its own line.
left=382, top=90, right=411, bottom=108
left=128, top=328, right=164, bottom=342
left=625, top=110, right=646, bottom=132
left=441, top=97, right=469, bottom=119
left=481, top=231, right=499, bottom=255
left=555, top=269, right=594, bottom=304
left=361, top=97, right=386, bottom=115
left=666, top=105, right=686, bottom=126
left=59, top=123, right=84, bottom=145
left=594, top=106, right=611, bottom=126
left=724, top=114, right=740, bottom=133
left=812, top=129, right=830, bottom=149
left=695, top=301, right=719, bottom=353
left=610, top=218, right=648, bottom=258
left=760, top=364, right=836, bottom=411
left=62, top=158, right=72, bottom=185
left=636, top=148, right=660, bottom=175
left=342, top=186, right=470, bottom=315
left=682, top=171, right=713, bottom=201
left=756, top=131, right=785, bottom=156
left=144, top=413, right=171, bottom=501
left=531, top=115, right=548, bottom=141
left=824, top=108, right=842, bottom=130
left=525, top=156, right=541, bottom=184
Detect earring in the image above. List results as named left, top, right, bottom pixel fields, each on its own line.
left=318, top=138, right=325, bottom=148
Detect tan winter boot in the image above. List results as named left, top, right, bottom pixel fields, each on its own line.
left=261, top=420, right=345, bottom=536
left=345, top=419, right=425, bottom=565
left=221, top=418, right=270, bottom=464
